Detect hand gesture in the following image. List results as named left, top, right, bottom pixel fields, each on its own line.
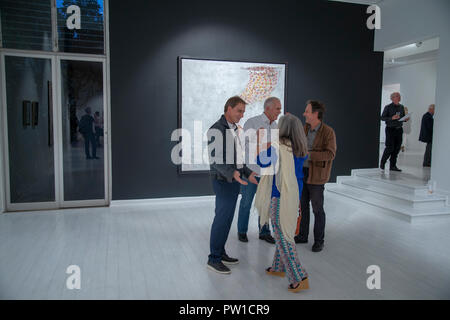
left=248, top=171, right=259, bottom=185
left=392, top=114, right=400, bottom=120
left=233, top=170, right=248, bottom=185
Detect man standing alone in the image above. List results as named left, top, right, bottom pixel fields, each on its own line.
left=419, top=104, right=435, bottom=167
left=380, top=92, right=409, bottom=171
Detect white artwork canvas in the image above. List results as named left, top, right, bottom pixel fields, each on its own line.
left=180, top=58, right=286, bottom=172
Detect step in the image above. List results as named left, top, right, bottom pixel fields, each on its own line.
left=351, top=169, right=429, bottom=196
left=338, top=178, right=447, bottom=210
left=326, top=184, right=450, bottom=223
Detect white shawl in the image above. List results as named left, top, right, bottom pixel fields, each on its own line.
left=254, top=142, right=299, bottom=244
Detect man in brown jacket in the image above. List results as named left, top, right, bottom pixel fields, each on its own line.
left=295, top=100, right=336, bottom=252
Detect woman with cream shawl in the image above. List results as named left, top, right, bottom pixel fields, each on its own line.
left=254, top=114, right=309, bottom=292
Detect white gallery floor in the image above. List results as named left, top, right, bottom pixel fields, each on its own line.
left=1, top=179, right=450, bottom=300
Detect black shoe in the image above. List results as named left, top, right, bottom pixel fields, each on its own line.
left=294, top=235, right=308, bottom=244
left=86, top=156, right=92, bottom=160
left=259, top=234, right=275, bottom=244
left=390, top=166, right=402, bottom=172
left=238, top=233, right=248, bottom=242
left=312, top=242, right=324, bottom=252
left=380, top=163, right=385, bottom=170
left=207, top=261, right=231, bottom=274
left=221, top=253, right=239, bottom=265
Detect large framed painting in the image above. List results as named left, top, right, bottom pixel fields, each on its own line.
left=178, top=56, right=287, bottom=173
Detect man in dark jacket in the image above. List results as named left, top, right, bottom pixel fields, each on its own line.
left=207, top=96, right=258, bottom=275
left=380, top=92, right=409, bottom=172
left=79, top=107, right=98, bottom=160
left=419, top=104, right=435, bottom=167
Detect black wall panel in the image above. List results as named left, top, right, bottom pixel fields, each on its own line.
left=109, top=0, right=383, bottom=200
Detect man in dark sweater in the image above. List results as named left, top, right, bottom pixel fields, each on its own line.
left=419, top=104, right=435, bottom=167
left=380, top=92, right=409, bottom=172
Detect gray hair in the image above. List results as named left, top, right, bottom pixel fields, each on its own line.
left=278, top=114, right=308, bottom=158
left=264, top=97, right=280, bottom=110
left=390, top=92, right=401, bottom=99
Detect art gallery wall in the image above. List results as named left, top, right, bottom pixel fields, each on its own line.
left=109, top=0, right=384, bottom=200
left=375, top=0, right=450, bottom=194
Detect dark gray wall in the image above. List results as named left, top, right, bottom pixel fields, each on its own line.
left=110, top=0, right=383, bottom=200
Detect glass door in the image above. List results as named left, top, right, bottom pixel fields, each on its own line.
left=1, top=53, right=59, bottom=211
left=1, top=53, right=108, bottom=211
left=58, top=57, right=107, bottom=206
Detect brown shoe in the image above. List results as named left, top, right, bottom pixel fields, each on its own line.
left=288, top=278, right=309, bottom=292
left=265, top=267, right=285, bottom=277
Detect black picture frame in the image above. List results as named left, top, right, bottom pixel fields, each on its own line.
left=177, top=56, right=288, bottom=175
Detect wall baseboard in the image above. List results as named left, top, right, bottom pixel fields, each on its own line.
left=111, top=195, right=216, bottom=207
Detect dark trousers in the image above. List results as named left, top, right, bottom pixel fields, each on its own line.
left=95, top=126, right=103, bottom=146
left=82, top=133, right=97, bottom=158
left=209, top=179, right=241, bottom=264
left=298, top=167, right=326, bottom=244
left=424, top=142, right=432, bottom=166
left=237, top=176, right=271, bottom=235
left=381, top=127, right=403, bottom=168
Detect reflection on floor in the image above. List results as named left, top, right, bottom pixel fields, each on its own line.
left=63, top=139, right=105, bottom=201
left=1, top=192, right=450, bottom=299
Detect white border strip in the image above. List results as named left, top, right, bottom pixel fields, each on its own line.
left=111, top=195, right=216, bottom=207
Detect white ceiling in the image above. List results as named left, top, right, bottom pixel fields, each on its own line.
left=384, top=37, right=440, bottom=68
left=384, top=38, right=439, bottom=61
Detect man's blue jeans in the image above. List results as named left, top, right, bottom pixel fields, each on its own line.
left=237, top=176, right=271, bottom=236
left=208, top=179, right=241, bottom=264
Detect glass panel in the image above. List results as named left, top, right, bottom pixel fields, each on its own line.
left=60, top=59, right=104, bottom=201
left=5, top=56, right=55, bottom=203
left=0, top=0, right=53, bottom=51
left=56, top=0, right=104, bottom=54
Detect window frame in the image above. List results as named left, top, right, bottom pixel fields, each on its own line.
left=0, top=0, right=106, bottom=55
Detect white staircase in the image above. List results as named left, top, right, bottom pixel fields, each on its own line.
left=326, top=168, right=450, bottom=223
